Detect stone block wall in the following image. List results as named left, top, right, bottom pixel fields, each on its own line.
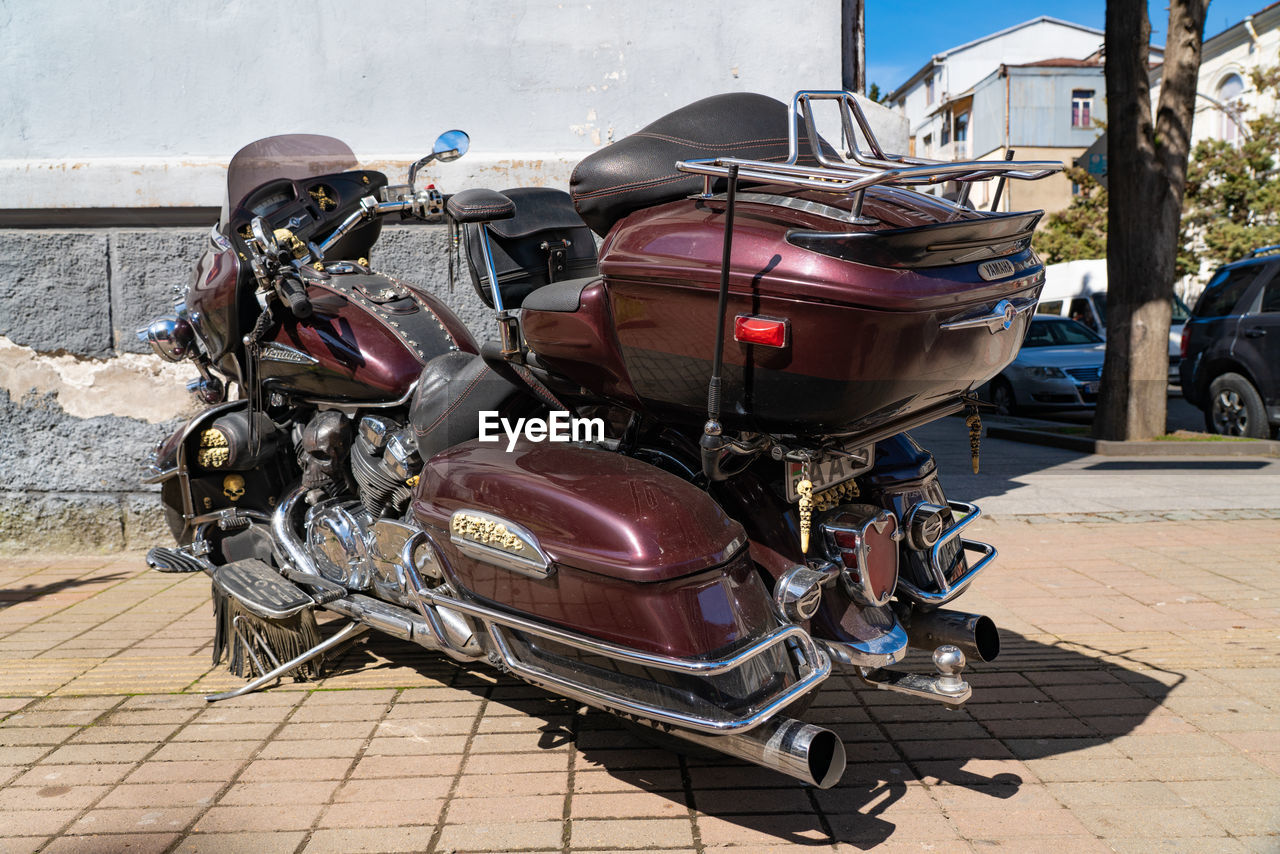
left=0, top=223, right=485, bottom=553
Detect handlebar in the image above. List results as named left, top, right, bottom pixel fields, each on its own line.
left=314, top=186, right=444, bottom=260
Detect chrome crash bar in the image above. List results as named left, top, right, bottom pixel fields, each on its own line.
left=429, top=590, right=830, bottom=735
left=395, top=532, right=830, bottom=734
left=896, top=500, right=997, bottom=606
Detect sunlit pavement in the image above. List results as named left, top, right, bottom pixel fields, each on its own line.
left=1, top=488, right=1278, bottom=851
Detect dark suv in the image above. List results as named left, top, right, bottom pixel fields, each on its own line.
left=1180, top=247, right=1280, bottom=438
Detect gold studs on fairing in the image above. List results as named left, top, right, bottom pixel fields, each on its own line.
left=196, top=429, right=230, bottom=469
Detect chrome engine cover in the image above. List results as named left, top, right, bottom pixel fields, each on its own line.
left=304, top=501, right=421, bottom=604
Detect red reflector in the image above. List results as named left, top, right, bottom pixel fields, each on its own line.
left=733, top=315, right=788, bottom=348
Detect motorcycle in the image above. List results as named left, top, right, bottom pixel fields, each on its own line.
left=139, top=90, right=1060, bottom=788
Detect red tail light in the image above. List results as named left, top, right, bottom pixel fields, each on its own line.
left=1179, top=325, right=1190, bottom=359
left=821, top=506, right=901, bottom=607
left=733, top=315, right=789, bottom=348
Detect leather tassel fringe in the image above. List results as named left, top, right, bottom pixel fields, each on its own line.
left=212, top=584, right=323, bottom=680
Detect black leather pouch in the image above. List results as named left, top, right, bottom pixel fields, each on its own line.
left=463, top=187, right=598, bottom=309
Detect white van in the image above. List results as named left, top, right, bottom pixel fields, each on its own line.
left=1038, top=259, right=1190, bottom=382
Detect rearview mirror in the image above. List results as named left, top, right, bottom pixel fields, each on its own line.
left=408, top=130, right=472, bottom=193
left=432, top=129, right=470, bottom=162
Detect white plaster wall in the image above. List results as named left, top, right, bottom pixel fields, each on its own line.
left=0, top=0, right=851, bottom=208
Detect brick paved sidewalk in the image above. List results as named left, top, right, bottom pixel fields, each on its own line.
left=0, top=516, right=1277, bottom=853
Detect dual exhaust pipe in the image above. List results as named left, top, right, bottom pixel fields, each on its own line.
left=650, top=608, right=998, bottom=788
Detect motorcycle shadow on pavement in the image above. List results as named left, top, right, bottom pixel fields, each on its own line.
left=327, top=624, right=1180, bottom=850
left=0, top=572, right=131, bottom=608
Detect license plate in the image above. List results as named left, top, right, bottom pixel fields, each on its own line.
left=785, top=445, right=875, bottom=503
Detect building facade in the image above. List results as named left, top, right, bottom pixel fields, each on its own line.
left=886, top=17, right=1106, bottom=162
left=964, top=58, right=1107, bottom=215
left=1184, top=2, right=1280, bottom=147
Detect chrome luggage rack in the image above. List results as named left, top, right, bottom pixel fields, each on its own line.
left=675, top=90, right=1063, bottom=213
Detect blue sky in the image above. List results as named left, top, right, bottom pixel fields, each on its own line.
left=867, top=0, right=1269, bottom=94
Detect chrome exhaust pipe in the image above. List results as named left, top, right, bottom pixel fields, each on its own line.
left=905, top=608, right=1000, bottom=663
left=660, top=716, right=846, bottom=789
left=272, top=486, right=321, bottom=578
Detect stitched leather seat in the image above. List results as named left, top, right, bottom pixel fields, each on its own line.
left=409, top=352, right=521, bottom=459
left=570, top=92, right=827, bottom=237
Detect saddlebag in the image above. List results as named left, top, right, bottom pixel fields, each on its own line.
left=464, top=187, right=598, bottom=309
left=411, top=440, right=779, bottom=659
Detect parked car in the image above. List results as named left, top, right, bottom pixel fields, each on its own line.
left=1179, top=247, right=1280, bottom=438
left=1039, top=259, right=1191, bottom=382
left=982, top=315, right=1105, bottom=415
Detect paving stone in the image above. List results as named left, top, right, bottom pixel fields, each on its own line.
left=124, top=759, right=244, bottom=785
left=0, top=837, right=50, bottom=854
left=67, top=805, right=203, bottom=835
left=234, top=757, right=353, bottom=782
left=173, top=831, right=308, bottom=854
left=436, top=820, right=564, bottom=852
left=569, top=817, right=694, bottom=849
left=193, top=803, right=324, bottom=833
left=317, top=797, right=444, bottom=828
left=302, top=826, right=435, bottom=854
left=149, top=741, right=261, bottom=763
left=696, top=812, right=834, bottom=847
left=42, top=832, right=181, bottom=854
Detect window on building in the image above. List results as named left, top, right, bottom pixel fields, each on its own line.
left=926, top=76, right=935, bottom=105
left=923, top=133, right=932, bottom=155
left=941, top=113, right=951, bottom=146
left=955, top=112, right=969, bottom=142
left=1218, top=73, right=1244, bottom=144
left=1071, top=90, right=1094, bottom=128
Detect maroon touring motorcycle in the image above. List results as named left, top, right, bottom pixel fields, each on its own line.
left=139, top=91, right=1060, bottom=787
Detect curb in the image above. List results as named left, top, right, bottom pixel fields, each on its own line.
left=986, top=424, right=1280, bottom=457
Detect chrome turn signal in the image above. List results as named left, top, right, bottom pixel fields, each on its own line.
left=773, top=564, right=833, bottom=623
left=904, top=502, right=947, bottom=551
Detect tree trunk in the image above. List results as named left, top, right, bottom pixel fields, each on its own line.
left=842, top=0, right=865, bottom=95
left=1095, top=0, right=1208, bottom=440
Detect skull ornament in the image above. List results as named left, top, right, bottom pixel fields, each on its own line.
left=223, top=474, right=246, bottom=502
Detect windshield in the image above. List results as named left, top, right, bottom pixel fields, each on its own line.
left=1023, top=318, right=1104, bottom=347
left=221, top=134, right=358, bottom=223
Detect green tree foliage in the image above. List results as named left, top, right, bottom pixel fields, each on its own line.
left=1036, top=65, right=1280, bottom=272
left=1037, top=166, right=1108, bottom=263
left=1181, top=65, right=1280, bottom=272
left=867, top=82, right=887, bottom=104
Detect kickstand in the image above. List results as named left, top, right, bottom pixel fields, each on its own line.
left=205, top=621, right=371, bottom=703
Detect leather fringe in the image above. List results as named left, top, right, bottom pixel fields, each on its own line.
left=212, top=584, right=323, bottom=680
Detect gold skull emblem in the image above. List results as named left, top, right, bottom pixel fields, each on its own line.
left=223, top=474, right=246, bottom=502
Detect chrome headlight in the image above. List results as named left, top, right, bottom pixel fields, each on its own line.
left=1027, top=365, right=1066, bottom=379
left=137, top=316, right=195, bottom=362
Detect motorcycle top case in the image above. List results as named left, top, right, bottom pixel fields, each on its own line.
left=412, top=440, right=778, bottom=658
left=548, top=92, right=1047, bottom=438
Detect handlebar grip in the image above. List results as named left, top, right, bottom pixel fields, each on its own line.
left=279, top=277, right=313, bottom=319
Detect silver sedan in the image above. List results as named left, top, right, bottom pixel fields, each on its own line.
left=982, top=316, right=1105, bottom=415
